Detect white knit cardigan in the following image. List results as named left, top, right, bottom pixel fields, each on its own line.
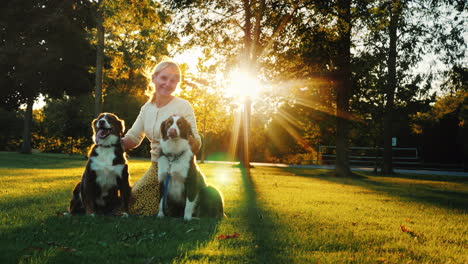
left=124, top=97, right=201, bottom=162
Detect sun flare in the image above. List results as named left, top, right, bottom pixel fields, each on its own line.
left=225, top=68, right=263, bottom=101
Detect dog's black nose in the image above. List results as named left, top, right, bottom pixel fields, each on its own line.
left=98, top=120, right=106, bottom=126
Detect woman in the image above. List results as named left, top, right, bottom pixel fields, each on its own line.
left=121, top=61, right=201, bottom=216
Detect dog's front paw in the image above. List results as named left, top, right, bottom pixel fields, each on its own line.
left=157, top=212, right=165, bottom=219
left=121, top=212, right=129, bottom=218
left=183, top=214, right=192, bottom=221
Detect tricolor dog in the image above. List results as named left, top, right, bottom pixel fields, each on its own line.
left=157, top=115, right=224, bottom=221
left=69, top=113, right=131, bottom=215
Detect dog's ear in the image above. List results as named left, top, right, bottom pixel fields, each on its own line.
left=91, top=114, right=103, bottom=143
left=179, top=116, right=193, bottom=139
left=91, top=116, right=99, bottom=134
left=116, top=118, right=125, bottom=136
left=119, top=119, right=125, bottom=136
left=113, top=114, right=125, bottom=136
left=160, top=119, right=168, bottom=140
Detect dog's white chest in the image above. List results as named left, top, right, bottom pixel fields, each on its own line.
left=158, top=139, right=193, bottom=203
left=90, top=147, right=124, bottom=191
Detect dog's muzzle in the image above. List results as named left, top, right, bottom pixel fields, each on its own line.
left=96, top=127, right=112, bottom=140
left=168, top=128, right=178, bottom=138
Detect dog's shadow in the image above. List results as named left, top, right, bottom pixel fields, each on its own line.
left=2, top=210, right=221, bottom=263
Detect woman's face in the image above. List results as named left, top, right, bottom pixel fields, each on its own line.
left=152, top=66, right=180, bottom=98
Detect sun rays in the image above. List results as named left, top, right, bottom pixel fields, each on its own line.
left=225, top=68, right=264, bottom=102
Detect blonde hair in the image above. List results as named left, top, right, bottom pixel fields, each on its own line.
left=143, top=60, right=181, bottom=103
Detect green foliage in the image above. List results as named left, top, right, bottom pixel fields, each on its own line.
left=0, top=0, right=95, bottom=109
left=100, top=0, right=177, bottom=97
left=411, top=90, right=467, bottom=134
left=0, top=108, right=23, bottom=151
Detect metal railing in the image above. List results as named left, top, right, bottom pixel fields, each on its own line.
left=319, top=146, right=420, bottom=166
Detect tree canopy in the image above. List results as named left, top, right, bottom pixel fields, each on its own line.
left=1, top=0, right=466, bottom=170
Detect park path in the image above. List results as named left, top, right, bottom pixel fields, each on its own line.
left=202, top=160, right=468, bottom=177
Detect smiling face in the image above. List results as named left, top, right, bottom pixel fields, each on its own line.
left=152, top=66, right=180, bottom=99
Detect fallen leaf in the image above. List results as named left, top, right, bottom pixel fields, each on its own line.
left=400, top=224, right=419, bottom=238
left=376, top=257, right=387, bottom=263
left=400, top=224, right=411, bottom=233
left=217, top=232, right=240, bottom=240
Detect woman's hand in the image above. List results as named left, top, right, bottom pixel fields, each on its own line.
left=188, top=135, right=200, bottom=154
left=154, top=146, right=162, bottom=159
left=121, top=137, right=137, bottom=152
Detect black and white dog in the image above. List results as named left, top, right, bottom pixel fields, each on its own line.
left=69, top=113, right=131, bottom=216
left=157, top=115, right=224, bottom=221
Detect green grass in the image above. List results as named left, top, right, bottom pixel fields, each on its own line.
left=0, top=151, right=467, bottom=264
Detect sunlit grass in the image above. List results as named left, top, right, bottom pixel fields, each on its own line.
left=0, top=152, right=466, bottom=263
left=251, top=167, right=468, bottom=263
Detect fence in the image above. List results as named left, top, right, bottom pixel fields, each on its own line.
left=318, top=146, right=420, bottom=167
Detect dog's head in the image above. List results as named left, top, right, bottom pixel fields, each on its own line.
left=160, top=115, right=193, bottom=141
left=92, top=113, right=125, bottom=144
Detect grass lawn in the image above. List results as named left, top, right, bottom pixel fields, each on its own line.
left=0, top=151, right=467, bottom=264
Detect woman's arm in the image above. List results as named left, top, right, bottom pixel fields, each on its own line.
left=121, top=104, right=147, bottom=151
left=121, top=136, right=138, bottom=151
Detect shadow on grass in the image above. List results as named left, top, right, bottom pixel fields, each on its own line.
left=239, top=168, right=293, bottom=264
left=1, top=216, right=221, bottom=264
left=0, top=188, right=220, bottom=264
left=284, top=167, right=468, bottom=212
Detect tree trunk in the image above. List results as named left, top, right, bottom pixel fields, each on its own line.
left=334, top=0, right=353, bottom=177
left=238, top=97, right=252, bottom=170
left=462, top=95, right=468, bottom=172
left=94, top=0, right=104, bottom=117
left=242, top=97, right=251, bottom=169
left=20, top=97, right=34, bottom=154
left=200, top=90, right=207, bottom=164
left=237, top=0, right=253, bottom=172
left=382, top=1, right=401, bottom=175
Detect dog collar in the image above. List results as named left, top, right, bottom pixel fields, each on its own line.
left=96, top=143, right=121, bottom=148
left=160, top=150, right=186, bottom=162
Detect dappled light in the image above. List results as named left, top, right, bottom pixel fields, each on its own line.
left=285, top=95, right=364, bottom=122
left=269, top=109, right=314, bottom=153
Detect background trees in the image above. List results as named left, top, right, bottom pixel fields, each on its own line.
left=0, top=0, right=466, bottom=171
left=351, top=0, right=466, bottom=173
left=0, top=0, right=95, bottom=153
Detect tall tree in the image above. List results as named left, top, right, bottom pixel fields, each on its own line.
left=165, top=0, right=311, bottom=170
left=334, top=0, right=354, bottom=177
left=361, top=0, right=467, bottom=174
left=0, top=0, right=94, bottom=153
left=94, top=0, right=104, bottom=117
left=382, top=0, right=403, bottom=174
